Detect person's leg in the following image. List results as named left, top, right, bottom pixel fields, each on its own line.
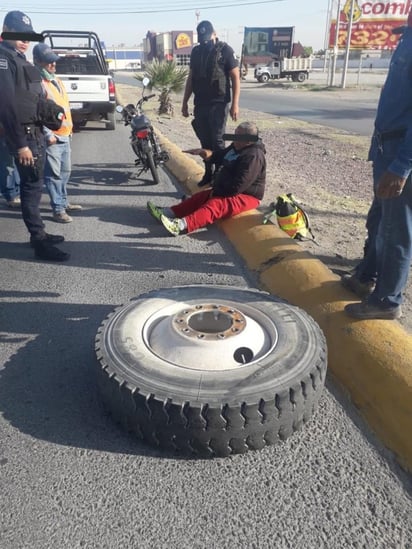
left=191, top=105, right=213, bottom=149
left=370, top=175, right=412, bottom=307
left=208, top=102, right=229, bottom=154
left=345, top=139, right=412, bottom=317
left=353, top=158, right=383, bottom=283
left=181, top=194, right=259, bottom=233
left=0, top=136, right=20, bottom=203
left=192, top=105, right=218, bottom=186
left=44, top=142, right=66, bottom=214
left=16, top=134, right=69, bottom=261
left=171, top=190, right=211, bottom=218
left=17, top=156, right=46, bottom=240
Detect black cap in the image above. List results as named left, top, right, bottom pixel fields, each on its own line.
left=197, top=20, right=215, bottom=42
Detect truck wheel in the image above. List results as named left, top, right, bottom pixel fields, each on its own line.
left=105, top=111, right=116, bottom=130
left=258, top=73, right=269, bottom=83
left=95, top=285, right=327, bottom=457
left=296, top=72, right=307, bottom=83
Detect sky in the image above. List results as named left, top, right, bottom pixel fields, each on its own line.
left=0, top=0, right=330, bottom=55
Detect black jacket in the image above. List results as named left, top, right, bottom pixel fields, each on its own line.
left=211, top=141, right=266, bottom=200
left=0, top=42, right=43, bottom=151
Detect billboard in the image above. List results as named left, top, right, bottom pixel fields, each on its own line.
left=243, top=27, right=295, bottom=65
left=329, top=0, right=411, bottom=49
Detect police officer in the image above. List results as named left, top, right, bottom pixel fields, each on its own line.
left=181, top=21, right=240, bottom=187
left=0, top=10, right=69, bottom=261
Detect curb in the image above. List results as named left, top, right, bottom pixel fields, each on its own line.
left=116, top=86, right=412, bottom=472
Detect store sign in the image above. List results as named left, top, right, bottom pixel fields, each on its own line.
left=175, top=32, right=192, bottom=49
left=329, top=0, right=411, bottom=49
left=172, top=31, right=193, bottom=54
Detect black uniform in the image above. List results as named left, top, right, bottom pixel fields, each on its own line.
left=0, top=41, right=46, bottom=240
left=190, top=40, right=238, bottom=152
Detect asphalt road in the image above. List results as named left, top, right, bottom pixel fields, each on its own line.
left=240, top=81, right=380, bottom=136
left=0, top=121, right=411, bottom=548
left=114, top=71, right=382, bottom=136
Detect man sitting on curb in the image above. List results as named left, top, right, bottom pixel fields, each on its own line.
left=147, top=121, right=266, bottom=236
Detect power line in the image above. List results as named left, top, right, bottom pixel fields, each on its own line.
left=0, top=0, right=285, bottom=15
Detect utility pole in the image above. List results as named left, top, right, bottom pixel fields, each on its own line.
left=329, top=0, right=342, bottom=87
left=341, top=0, right=355, bottom=88
left=323, top=0, right=333, bottom=72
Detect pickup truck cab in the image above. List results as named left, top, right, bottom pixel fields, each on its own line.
left=41, top=30, right=116, bottom=130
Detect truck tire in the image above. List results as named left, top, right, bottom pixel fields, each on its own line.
left=105, top=111, right=116, bottom=130
left=296, top=72, right=307, bottom=83
left=95, top=285, right=327, bottom=457
left=258, top=73, right=269, bottom=83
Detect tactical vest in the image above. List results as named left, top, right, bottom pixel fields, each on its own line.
left=191, top=41, right=227, bottom=100
left=0, top=44, right=64, bottom=131
left=0, top=44, right=43, bottom=126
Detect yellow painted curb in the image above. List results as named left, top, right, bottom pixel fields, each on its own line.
left=115, top=87, right=412, bottom=471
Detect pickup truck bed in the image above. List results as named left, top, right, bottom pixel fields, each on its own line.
left=41, top=30, right=116, bottom=130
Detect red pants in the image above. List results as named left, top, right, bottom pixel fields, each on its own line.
left=171, top=190, right=260, bottom=233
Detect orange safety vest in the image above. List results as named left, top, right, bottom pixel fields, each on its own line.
left=42, top=77, right=73, bottom=137
left=277, top=209, right=309, bottom=239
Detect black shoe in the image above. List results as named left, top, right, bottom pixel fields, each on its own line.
left=30, top=233, right=65, bottom=248
left=32, top=240, right=70, bottom=262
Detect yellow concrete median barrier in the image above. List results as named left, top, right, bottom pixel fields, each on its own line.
left=157, top=131, right=412, bottom=472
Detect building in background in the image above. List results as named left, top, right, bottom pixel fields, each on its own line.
left=104, top=47, right=144, bottom=70
left=143, top=30, right=193, bottom=65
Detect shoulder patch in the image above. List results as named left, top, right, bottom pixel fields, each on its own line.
left=0, top=58, right=9, bottom=70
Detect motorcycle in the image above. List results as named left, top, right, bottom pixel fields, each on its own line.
left=116, top=77, right=169, bottom=185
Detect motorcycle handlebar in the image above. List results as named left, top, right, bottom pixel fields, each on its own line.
left=144, top=94, right=156, bottom=101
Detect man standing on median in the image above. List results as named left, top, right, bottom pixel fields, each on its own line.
left=342, top=8, right=412, bottom=320
left=147, top=121, right=265, bottom=236
left=181, top=20, right=240, bottom=188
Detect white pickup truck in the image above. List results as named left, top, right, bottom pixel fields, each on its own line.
left=41, top=30, right=116, bottom=130
left=254, top=57, right=312, bottom=83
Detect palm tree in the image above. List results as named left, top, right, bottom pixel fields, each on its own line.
left=134, top=59, right=188, bottom=116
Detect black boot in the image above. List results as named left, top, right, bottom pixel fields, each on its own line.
left=32, top=240, right=70, bottom=262
left=30, top=233, right=65, bottom=248
left=197, top=161, right=214, bottom=187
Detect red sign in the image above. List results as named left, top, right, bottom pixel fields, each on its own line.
left=329, top=19, right=404, bottom=49
left=329, top=0, right=411, bottom=49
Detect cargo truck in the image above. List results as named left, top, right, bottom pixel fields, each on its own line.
left=254, top=57, right=312, bottom=83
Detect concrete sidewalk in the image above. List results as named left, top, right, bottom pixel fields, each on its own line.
left=116, top=85, right=412, bottom=473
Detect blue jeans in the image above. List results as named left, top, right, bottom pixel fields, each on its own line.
left=356, top=137, right=412, bottom=307
left=0, top=136, right=20, bottom=201
left=44, top=138, right=71, bottom=214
